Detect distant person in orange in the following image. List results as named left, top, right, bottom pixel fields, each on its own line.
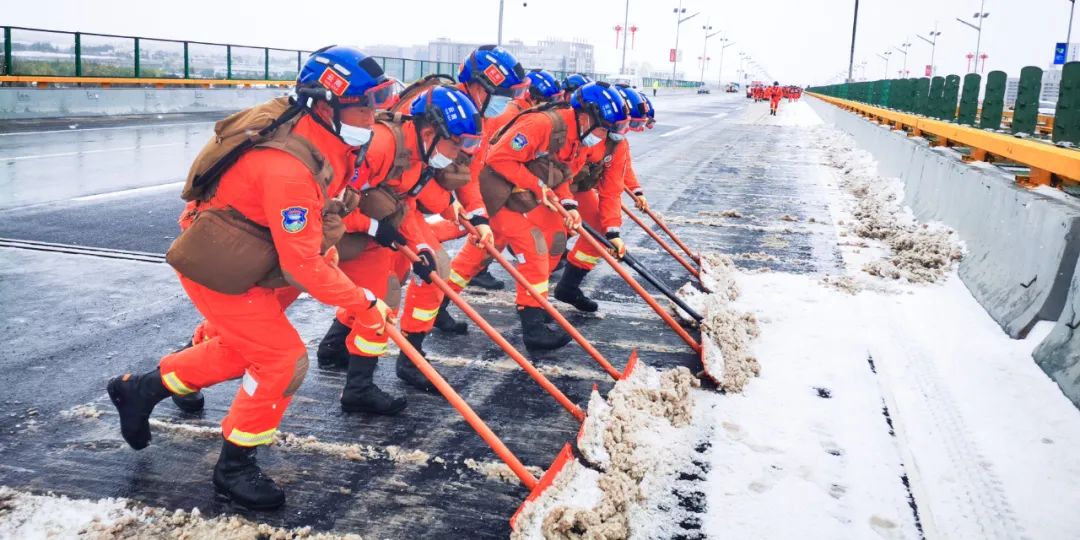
left=769, top=81, right=782, bottom=116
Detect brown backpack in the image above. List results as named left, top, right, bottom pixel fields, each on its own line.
left=167, top=98, right=342, bottom=294
left=353, top=111, right=414, bottom=236
left=571, top=137, right=619, bottom=193
left=479, top=102, right=573, bottom=216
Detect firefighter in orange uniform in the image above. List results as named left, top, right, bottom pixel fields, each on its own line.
left=769, top=81, right=782, bottom=116
left=106, top=46, right=396, bottom=510
left=555, top=85, right=649, bottom=311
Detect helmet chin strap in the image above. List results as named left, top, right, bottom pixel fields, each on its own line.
left=411, top=122, right=443, bottom=196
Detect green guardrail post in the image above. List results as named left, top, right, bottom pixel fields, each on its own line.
left=74, top=32, right=82, bottom=77
left=926, top=76, right=945, bottom=117
left=183, top=42, right=190, bottom=78
left=134, top=37, right=140, bottom=77
left=264, top=48, right=269, bottom=80
left=980, top=70, right=1006, bottom=130
left=1053, top=61, right=1080, bottom=145
left=226, top=45, right=232, bottom=79
left=958, top=73, right=981, bottom=125
left=941, top=75, right=960, bottom=121
left=914, top=77, right=931, bottom=115
left=1011, top=66, right=1042, bottom=135
left=3, top=27, right=11, bottom=75
left=881, top=79, right=892, bottom=107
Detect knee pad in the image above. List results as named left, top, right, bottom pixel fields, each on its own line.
left=284, top=351, right=309, bottom=397
left=435, top=247, right=452, bottom=280
left=529, top=228, right=549, bottom=257
left=385, top=275, right=402, bottom=311
left=551, top=231, right=568, bottom=257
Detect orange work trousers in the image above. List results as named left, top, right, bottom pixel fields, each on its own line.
left=159, top=276, right=307, bottom=447
left=566, top=189, right=605, bottom=272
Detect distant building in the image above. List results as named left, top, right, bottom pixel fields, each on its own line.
left=425, top=38, right=595, bottom=76
left=1005, top=68, right=1062, bottom=107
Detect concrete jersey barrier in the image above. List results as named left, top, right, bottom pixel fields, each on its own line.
left=808, top=96, right=1080, bottom=407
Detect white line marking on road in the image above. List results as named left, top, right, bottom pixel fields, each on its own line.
left=660, top=125, right=696, bottom=138
left=0, top=121, right=212, bottom=136
left=71, top=181, right=184, bottom=202
left=1, top=142, right=183, bottom=161
left=712, top=111, right=730, bottom=119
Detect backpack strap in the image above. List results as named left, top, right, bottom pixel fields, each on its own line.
left=543, top=109, right=568, bottom=155
left=489, top=101, right=572, bottom=147
left=375, top=112, right=413, bottom=183
left=255, top=117, right=335, bottom=196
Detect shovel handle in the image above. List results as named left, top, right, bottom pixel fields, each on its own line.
left=621, top=203, right=700, bottom=278
left=397, top=244, right=585, bottom=422
left=548, top=194, right=702, bottom=352
left=624, top=187, right=701, bottom=264
left=457, top=217, right=625, bottom=380
left=386, top=324, right=538, bottom=489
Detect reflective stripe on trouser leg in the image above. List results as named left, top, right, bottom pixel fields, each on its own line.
left=169, top=276, right=306, bottom=447
left=567, top=188, right=603, bottom=271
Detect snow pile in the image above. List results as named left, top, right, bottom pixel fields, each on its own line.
left=0, top=486, right=360, bottom=539
left=674, top=253, right=761, bottom=393
left=511, top=365, right=702, bottom=540
left=819, top=131, right=963, bottom=283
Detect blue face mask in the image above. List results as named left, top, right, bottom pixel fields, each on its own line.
left=485, top=95, right=512, bottom=118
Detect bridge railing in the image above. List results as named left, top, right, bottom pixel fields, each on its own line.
left=807, top=63, right=1079, bottom=147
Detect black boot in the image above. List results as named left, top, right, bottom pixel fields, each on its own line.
left=518, top=306, right=572, bottom=350
left=341, top=355, right=407, bottom=415
left=212, top=439, right=285, bottom=510
left=433, top=297, right=468, bottom=335
left=316, top=319, right=351, bottom=369
left=554, top=265, right=598, bottom=313
left=396, top=332, right=438, bottom=393
left=471, top=266, right=505, bottom=290
left=107, top=369, right=173, bottom=450
left=169, top=340, right=206, bottom=413
left=552, top=252, right=568, bottom=274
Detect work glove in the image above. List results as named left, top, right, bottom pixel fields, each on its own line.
left=605, top=231, right=626, bottom=259
left=632, top=190, right=649, bottom=211
left=440, top=199, right=465, bottom=224
left=370, top=219, right=406, bottom=249
left=340, top=186, right=361, bottom=215
left=412, top=246, right=438, bottom=283
left=355, top=297, right=394, bottom=336
left=468, top=215, right=494, bottom=246
left=562, top=203, right=582, bottom=231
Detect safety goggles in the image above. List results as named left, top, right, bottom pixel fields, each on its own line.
left=604, top=118, right=631, bottom=135
left=491, top=80, right=531, bottom=100
left=629, top=118, right=648, bottom=132
left=340, top=79, right=396, bottom=109
left=452, top=133, right=483, bottom=155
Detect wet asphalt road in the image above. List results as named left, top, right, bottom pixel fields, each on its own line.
left=0, top=93, right=842, bottom=537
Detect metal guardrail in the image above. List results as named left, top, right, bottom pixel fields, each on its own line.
left=810, top=92, right=1080, bottom=187
left=0, top=25, right=706, bottom=89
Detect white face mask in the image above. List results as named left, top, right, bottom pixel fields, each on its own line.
left=608, top=132, right=626, bottom=142
left=582, top=132, right=604, bottom=147
left=429, top=149, right=454, bottom=169
left=485, top=95, right=512, bottom=118
left=339, top=123, right=372, bottom=146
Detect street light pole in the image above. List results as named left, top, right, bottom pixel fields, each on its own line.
left=956, top=1, right=989, bottom=73
left=620, top=0, right=630, bottom=74
left=671, top=1, right=700, bottom=83
left=877, top=51, right=892, bottom=78
left=894, top=41, right=911, bottom=77
left=718, top=41, right=735, bottom=86
left=916, top=27, right=942, bottom=77
left=1068, top=0, right=1076, bottom=54
left=497, top=0, right=504, bottom=46
left=700, top=22, right=720, bottom=84
left=848, top=0, right=860, bottom=82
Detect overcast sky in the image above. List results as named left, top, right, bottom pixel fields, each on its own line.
left=6, top=0, right=1067, bottom=84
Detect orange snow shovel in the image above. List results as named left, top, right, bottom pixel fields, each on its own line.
left=624, top=187, right=702, bottom=265
left=620, top=202, right=702, bottom=281
left=547, top=193, right=702, bottom=354
left=458, top=216, right=638, bottom=382
left=397, top=244, right=585, bottom=422
left=387, top=323, right=576, bottom=519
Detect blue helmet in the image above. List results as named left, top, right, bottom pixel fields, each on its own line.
left=562, top=73, right=593, bottom=93
left=614, top=84, right=649, bottom=131
left=410, top=86, right=483, bottom=154
left=637, top=91, right=656, bottom=129
left=296, top=45, right=394, bottom=109
left=527, top=69, right=563, bottom=102
left=570, top=81, right=630, bottom=134
left=458, top=45, right=529, bottom=99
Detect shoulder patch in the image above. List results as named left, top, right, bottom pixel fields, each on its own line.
left=281, top=206, right=309, bottom=233
left=603, top=154, right=614, bottom=164
left=511, top=133, right=528, bottom=151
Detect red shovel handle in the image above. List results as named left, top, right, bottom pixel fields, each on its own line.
left=457, top=217, right=626, bottom=381
left=621, top=203, right=700, bottom=278
left=624, top=187, right=701, bottom=264
left=397, top=244, right=586, bottom=422
left=386, top=324, right=538, bottom=489
left=549, top=195, right=702, bottom=352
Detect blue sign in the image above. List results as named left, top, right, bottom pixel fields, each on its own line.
left=1054, top=42, right=1068, bottom=65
